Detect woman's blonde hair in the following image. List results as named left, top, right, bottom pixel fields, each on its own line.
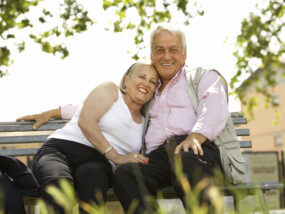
left=119, top=62, right=157, bottom=93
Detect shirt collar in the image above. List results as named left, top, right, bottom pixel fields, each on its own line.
left=156, top=64, right=186, bottom=93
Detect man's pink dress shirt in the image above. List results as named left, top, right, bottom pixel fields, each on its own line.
left=144, top=66, right=229, bottom=154
left=60, top=104, right=79, bottom=119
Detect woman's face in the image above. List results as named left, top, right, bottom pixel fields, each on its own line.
left=125, top=65, right=159, bottom=105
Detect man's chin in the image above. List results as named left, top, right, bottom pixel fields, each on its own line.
left=159, top=69, right=176, bottom=76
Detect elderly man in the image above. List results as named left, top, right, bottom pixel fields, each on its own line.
left=113, top=24, right=231, bottom=214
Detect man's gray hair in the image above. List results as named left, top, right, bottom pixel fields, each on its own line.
left=150, top=24, right=187, bottom=52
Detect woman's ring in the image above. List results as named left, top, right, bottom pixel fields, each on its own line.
left=134, top=154, right=138, bottom=158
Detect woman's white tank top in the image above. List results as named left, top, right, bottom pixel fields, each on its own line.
left=49, top=88, right=144, bottom=168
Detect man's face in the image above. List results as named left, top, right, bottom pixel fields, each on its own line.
left=151, top=30, right=186, bottom=84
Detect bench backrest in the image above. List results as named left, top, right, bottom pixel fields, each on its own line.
left=0, top=113, right=251, bottom=157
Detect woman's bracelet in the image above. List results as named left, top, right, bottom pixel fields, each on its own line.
left=103, top=146, right=113, bottom=156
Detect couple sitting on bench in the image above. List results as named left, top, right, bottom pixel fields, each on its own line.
left=2, top=24, right=244, bottom=214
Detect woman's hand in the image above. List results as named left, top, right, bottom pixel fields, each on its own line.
left=105, top=151, right=149, bottom=166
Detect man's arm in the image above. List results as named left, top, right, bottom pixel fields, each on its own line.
left=175, top=70, right=229, bottom=155
left=16, top=104, right=79, bottom=130
left=16, top=108, right=62, bottom=130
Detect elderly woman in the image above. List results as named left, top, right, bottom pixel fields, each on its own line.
left=29, top=62, right=159, bottom=213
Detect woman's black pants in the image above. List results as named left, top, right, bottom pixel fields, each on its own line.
left=32, top=138, right=113, bottom=214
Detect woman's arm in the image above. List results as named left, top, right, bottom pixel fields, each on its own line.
left=78, top=82, right=148, bottom=165
left=78, top=81, right=118, bottom=155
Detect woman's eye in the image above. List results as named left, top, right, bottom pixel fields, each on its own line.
left=150, top=81, right=157, bottom=85
left=139, top=75, right=145, bottom=79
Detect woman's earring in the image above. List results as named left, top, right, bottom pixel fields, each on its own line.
left=123, top=84, right=126, bottom=88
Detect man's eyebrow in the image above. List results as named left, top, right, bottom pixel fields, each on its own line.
left=154, top=46, right=164, bottom=49
left=169, top=45, right=180, bottom=48
left=154, top=45, right=180, bottom=49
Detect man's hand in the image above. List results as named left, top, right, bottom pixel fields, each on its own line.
left=174, top=133, right=207, bottom=156
left=16, top=108, right=61, bottom=130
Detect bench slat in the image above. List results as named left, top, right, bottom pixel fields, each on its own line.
left=0, top=135, right=48, bottom=144
left=232, top=117, right=247, bottom=125
left=0, top=123, right=65, bottom=132
left=230, top=112, right=243, bottom=118
left=0, top=130, right=249, bottom=144
left=0, top=117, right=248, bottom=132
left=239, top=141, right=252, bottom=148
left=236, top=128, right=250, bottom=136
left=0, top=141, right=253, bottom=157
left=0, top=120, right=70, bottom=126
left=0, top=120, right=69, bottom=132
left=0, top=148, right=38, bottom=156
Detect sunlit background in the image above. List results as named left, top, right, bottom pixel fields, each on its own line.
left=0, top=0, right=257, bottom=121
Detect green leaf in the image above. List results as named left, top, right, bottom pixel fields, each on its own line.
left=39, top=17, right=46, bottom=23
left=18, top=19, right=33, bottom=28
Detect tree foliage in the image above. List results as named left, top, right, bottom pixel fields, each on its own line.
left=0, top=0, right=203, bottom=77
left=0, top=0, right=94, bottom=77
left=231, top=0, right=285, bottom=120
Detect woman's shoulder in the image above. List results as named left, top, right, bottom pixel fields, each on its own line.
left=96, top=81, right=119, bottom=100
left=97, top=81, right=117, bottom=89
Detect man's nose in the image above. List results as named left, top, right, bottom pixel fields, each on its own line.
left=163, top=50, right=171, bottom=59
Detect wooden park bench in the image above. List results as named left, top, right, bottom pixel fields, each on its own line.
left=0, top=112, right=283, bottom=214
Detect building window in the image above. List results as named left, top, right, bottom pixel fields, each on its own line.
left=274, top=133, right=283, bottom=147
